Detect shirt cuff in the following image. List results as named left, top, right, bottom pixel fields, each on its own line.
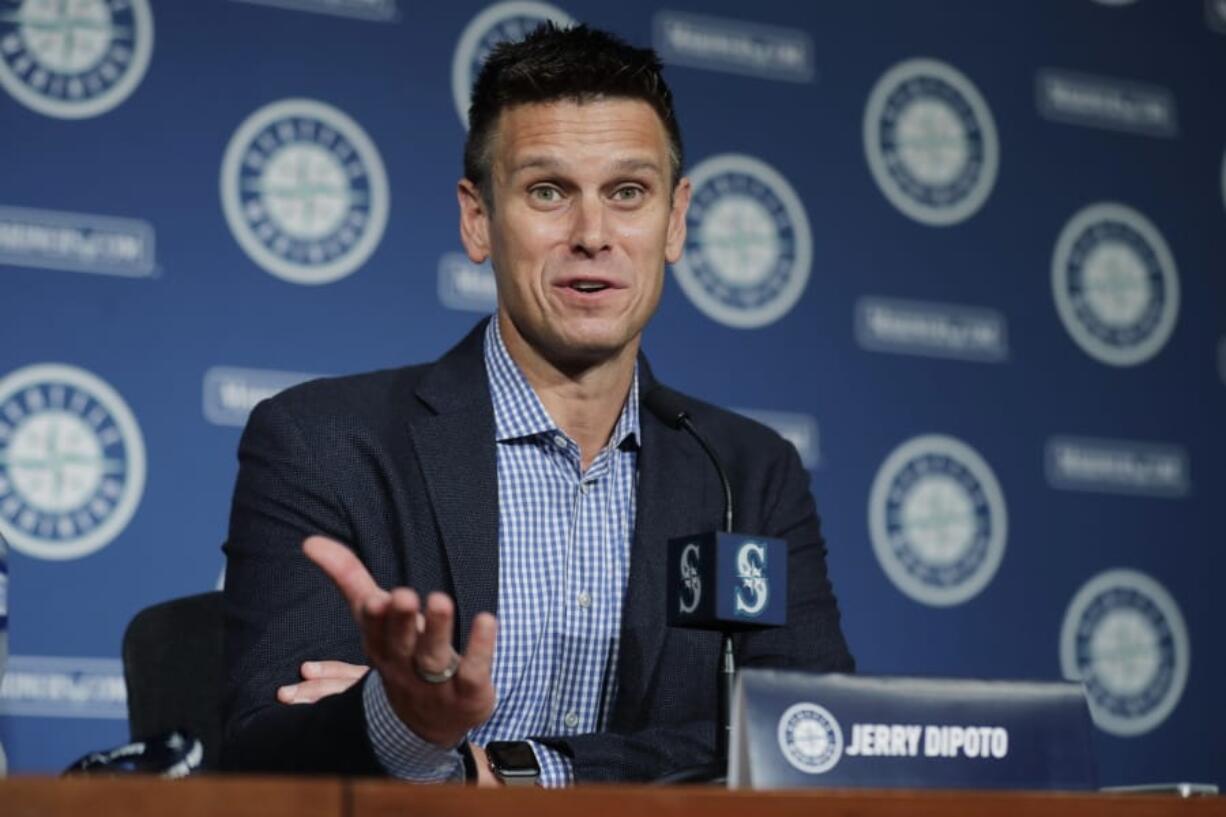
left=362, top=670, right=465, bottom=782
left=527, top=740, right=573, bottom=788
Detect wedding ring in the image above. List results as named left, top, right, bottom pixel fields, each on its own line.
left=413, top=653, right=461, bottom=684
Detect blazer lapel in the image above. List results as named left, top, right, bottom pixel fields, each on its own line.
left=616, top=371, right=715, bottom=710
left=406, top=320, right=499, bottom=649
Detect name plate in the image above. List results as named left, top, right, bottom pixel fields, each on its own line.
left=728, top=670, right=1096, bottom=790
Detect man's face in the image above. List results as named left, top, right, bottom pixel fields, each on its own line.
left=459, top=97, right=691, bottom=370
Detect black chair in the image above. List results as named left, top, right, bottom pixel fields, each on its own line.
left=122, top=591, right=224, bottom=771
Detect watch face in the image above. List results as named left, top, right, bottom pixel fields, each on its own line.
left=486, top=741, right=540, bottom=775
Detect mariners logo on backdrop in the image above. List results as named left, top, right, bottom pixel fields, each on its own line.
left=1210, top=0, right=1226, bottom=33
left=777, top=702, right=843, bottom=774
left=863, top=58, right=999, bottom=226
left=451, top=1, right=574, bottom=127
left=734, top=541, right=768, bottom=616
left=220, top=98, right=390, bottom=285
left=0, top=364, right=145, bottom=561
left=678, top=542, right=701, bottom=614
left=1060, top=569, right=1189, bottom=737
left=0, top=0, right=154, bottom=119
left=673, top=154, right=813, bottom=329
left=1052, top=202, right=1179, bottom=367
left=868, top=434, right=1007, bottom=606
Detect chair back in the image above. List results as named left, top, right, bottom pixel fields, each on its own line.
left=122, top=591, right=224, bottom=770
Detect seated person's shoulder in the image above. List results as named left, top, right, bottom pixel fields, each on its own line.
left=247, top=363, right=431, bottom=434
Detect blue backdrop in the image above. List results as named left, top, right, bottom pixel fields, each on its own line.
left=1, top=0, right=1223, bottom=786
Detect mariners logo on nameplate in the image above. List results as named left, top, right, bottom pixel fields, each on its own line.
left=864, top=58, right=999, bottom=226
left=869, top=434, right=1007, bottom=606
left=451, top=1, right=574, bottom=127
left=1060, top=568, right=1189, bottom=737
left=1052, top=202, right=1179, bottom=367
left=220, top=98, right=390, bottom=285
left=678, top=542, right=701, bottom=614
left=777, top=702, right=843, bottom=774
left=0, top=363, right=146, bottom=560
left=0, top=0, right=154, bottom=119
left=673, top=154, right=812, bottom=329
left=734, top=541, right=768, bottom=616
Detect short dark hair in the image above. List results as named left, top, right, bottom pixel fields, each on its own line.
left=463, top=23, right=684, bottom=203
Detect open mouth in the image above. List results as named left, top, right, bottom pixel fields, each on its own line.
left=569, top=280, right=610, bottom=293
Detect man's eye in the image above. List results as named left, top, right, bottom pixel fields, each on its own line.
left=613, top=186, right=644, bottom=202
left=530, top=187, right=560, bottom=202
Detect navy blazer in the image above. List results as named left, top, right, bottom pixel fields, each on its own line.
left=221, top=319, right=853, bottom=781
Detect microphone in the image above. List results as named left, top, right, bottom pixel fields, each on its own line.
left=643, top=387, right=732, bottom=533
left=644, top=387, right=787, bottom=783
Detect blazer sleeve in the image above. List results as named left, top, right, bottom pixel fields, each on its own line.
left=534, top=435, right=855, bottom=782
left=220, top=395, right=383, bottom=774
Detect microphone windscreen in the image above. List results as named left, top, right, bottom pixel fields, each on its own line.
left=643, top=386, right=690, bottom=429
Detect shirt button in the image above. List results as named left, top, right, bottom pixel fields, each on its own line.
left=553, top=434, right=567, bottom=449
left=564, top=711, right=579, bottom=729
left=577, top=591, right=592, bottom=608
left=580, top=481, right=592, bottom=494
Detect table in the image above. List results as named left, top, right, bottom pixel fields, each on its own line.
left=1, top=776, right=1221, bottom=817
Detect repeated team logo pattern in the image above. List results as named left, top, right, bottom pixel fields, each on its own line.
left=1051, top=202, right=1180, bottom=367
left=0, top=0, right=154, bottom=119
left=777, top=702, right=843, bottom=774
left=1060, top=568, right=1189, bottom=736
left=450, top=0, right=573, bottom=128
left=868, top=434, right=1007, bottom=607
left=0, top=364, right=145, bottom=561
left=863, top=57, right=999, bottom=226
left=673, top=153, right=813, bottom=329
left=220, top=98, right=390, bottom=286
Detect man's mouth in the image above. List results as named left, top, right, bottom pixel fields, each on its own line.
left=559, top=277, right=619, bottom=294
left=570, top=280, right=610, bottom=293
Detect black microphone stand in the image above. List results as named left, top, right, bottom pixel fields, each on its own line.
left=646, top=390, right=735, bottom=785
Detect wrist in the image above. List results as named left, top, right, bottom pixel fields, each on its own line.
left=467, top=743, right=502, bottom=787
left=385, top=686, right=466, bottom=749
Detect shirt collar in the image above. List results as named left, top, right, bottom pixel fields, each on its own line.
left=484, top=318, right=641, bottom=449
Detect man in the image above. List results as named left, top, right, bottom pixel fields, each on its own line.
left=222, top=23, right=853, bottom=785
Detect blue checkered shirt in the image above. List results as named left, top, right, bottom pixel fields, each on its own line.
left=363, top=318, right=638, bottom=786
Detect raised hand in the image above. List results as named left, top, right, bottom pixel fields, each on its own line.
left=302, top=535, right=498, bottom=748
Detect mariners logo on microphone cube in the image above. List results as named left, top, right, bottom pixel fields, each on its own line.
left=667, top=533, right=787, bottom=629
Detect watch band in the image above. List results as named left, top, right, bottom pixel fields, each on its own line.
left=459, top=742, right=478, bottom=784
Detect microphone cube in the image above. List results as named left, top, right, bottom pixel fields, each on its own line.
left=667, top=532, right=787, bottom=630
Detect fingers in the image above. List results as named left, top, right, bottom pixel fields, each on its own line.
left=455, top=612, right=496, bottom=695
left=414, top=592, right=457, bottom=675
left=300, top=660, right=370, bottom=681
left=278, top=677, right=362, bottom=704
left=382, top=587, right=423, bottom=663
left=278, top=660, right=372, bottom=705
left=303, top=536, right=388, bottom=617
left=299, top=532, right=497, bottom=737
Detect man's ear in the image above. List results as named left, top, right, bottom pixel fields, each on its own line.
left=458, top=178, right=491, bottom=264
left=664, top=177, right=692, bottom=265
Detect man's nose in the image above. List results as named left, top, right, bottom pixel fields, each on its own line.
left=569, top=192, right=609, bottom=256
